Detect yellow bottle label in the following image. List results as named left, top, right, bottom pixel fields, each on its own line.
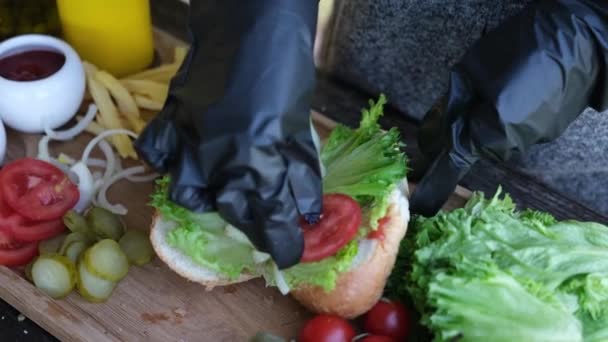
left=56, top=0, right=154, bottom=77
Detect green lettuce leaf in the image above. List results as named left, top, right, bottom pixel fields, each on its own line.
left=428, top=269, right=582, bottom=342
left=283, top=239, right=358, bottom=292
left=321, top=94, right=407, bottom=230
left=152, top=177, right=260, bottom=279
left=388, top=187, right=608, bottom=341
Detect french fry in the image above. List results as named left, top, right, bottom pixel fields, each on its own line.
left=121, top=80, right=168, bottom=103
left=86, top=72, right=137, bottom=159
left=95, top=71, right=140, bottom=116
left=94, top=70, right=147, bottom=133
left=174, top=46, right=188, bottom=65
left=123, top=63, right=179, bottom=83
left=83, top=61, right=98, bottom=78
left=134, top=95, right=164, bottom=111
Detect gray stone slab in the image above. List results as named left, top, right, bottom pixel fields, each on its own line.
left=512, top=108, right=608, bottom=216
left=324, top=0, right=532, bottom=120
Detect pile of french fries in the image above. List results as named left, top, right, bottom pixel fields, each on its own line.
left=81, top=46, right=188, bottom=159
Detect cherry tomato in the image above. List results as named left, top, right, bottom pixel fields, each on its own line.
left=0, top=158, right=79, bottom=221
left=299, top=315, right=356, bottom=342
left=363, top=299, right=411, bottom=340
left=360, top=335, right=395, bottom=342
left=300, top=194, right=361, bottom=262
left=0, top=226, right=38, bottom=266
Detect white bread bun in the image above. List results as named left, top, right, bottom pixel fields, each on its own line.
left=149, top=180, right=409, bottom=317
left=149, top=213, right=256, bottom=290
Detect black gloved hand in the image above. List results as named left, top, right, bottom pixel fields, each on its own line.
left=410, top=0, right=608, bottom=217
left=134, top=0, right=322, bottom=269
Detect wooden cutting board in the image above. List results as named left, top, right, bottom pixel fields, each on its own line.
left=0, top=30, right=472, bottom=342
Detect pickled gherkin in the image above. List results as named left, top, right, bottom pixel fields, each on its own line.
left=0, top=0, right=61, bottom=41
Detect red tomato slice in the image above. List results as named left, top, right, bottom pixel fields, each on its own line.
left=0, top=226, right=38, bottom=266
left=300, top=194, right=361, bottom=263
left=0, top=158, right=79, bottom=221
left=10, top=215, right=65, bottom=242
left=0, top=185, right=13, bottom=217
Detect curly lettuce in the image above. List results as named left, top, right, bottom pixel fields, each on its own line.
left=388, top=188, right=608, bottom=342
left=322, top=94, right=407, bottom=230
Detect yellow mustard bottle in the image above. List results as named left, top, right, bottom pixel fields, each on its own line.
left=56, top=0, right=154, bottom=77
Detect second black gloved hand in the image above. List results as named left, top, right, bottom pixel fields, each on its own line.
left=134, top=0, right=322, bottom=269
left=410, top=0, right=608, bottom=217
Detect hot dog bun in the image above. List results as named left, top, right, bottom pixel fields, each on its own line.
left=149, top=180, right=409, bottom=318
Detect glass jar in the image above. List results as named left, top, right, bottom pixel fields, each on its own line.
left=0, top=0, right=61, bottom=41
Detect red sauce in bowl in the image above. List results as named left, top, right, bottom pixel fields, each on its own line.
left=0, top=50, right=65, bottom=82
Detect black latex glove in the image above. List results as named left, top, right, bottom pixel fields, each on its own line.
left=134, top=0, right=322, bottom=269
left=410, top=0, right=608, bottom=217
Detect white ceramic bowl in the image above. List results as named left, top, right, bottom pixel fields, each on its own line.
left=0, top=34, right=85, bottom=133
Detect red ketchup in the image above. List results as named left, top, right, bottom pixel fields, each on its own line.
left=0, top=50, right=65, bottom=81
left=367, top=216, right=390, bottom=241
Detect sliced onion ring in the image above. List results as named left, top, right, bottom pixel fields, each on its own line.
left=272, top=264, right=290, bottom=295
left=97, top=166, right=145, bottom=215
left=97, top=140, right=116, bottom=187
left=81, top=129, right=138, bottom=164
left=37, top=136, right=52, bottom=162
left=44, top=103, right=98, bottom=141
left=71, top=161, right=95, bottom=213
left=113, top=154, right=157, bottom=182
left=350, top=239, right=378, bottom=269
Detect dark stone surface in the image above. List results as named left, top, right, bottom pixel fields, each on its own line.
left=324, top=0, right=533, bottom=121
left=512, top=108, right=608, bottom=216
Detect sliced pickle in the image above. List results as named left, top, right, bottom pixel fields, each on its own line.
left=38, top=233, right=67, bottom=255
left=85, top=207, right=125, bottom=241
left=63, top=210, right=90, bottom=234
left=24, top=261, right=34, bottom=283
left=76, top=259, right=116, bottom=303
left=59, top=232, right=95, bottom=255
left=31, top=254, right=76, bottom=299
left=118, top=230, right=154, bottom=266
left=84, top=239, right=129, bottom=282
left=64, top=241, right=89, bottom=264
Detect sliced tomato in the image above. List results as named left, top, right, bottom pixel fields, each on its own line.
left=300, top=194, right=361, bottom=263
left=0, top=226, right=38, bottom=266
left=0, top=158, right=79, bottom=221
left=0, top=179, right=66, bottom=242
left=0, top=184, right=13, bottom=217
left=10, top=215, right=65, bottom=242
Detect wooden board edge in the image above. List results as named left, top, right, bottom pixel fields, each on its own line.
left=0, top=268, right=120, bottom=342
